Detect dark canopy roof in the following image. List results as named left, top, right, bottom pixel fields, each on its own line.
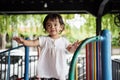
left=0, top=0, right=120, bottom=16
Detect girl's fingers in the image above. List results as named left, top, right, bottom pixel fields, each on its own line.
left=73, top=40, right=79, bottom=46
left=13, top=36, right=19, bottom=40
left=13, top=37, right=23, bottom=44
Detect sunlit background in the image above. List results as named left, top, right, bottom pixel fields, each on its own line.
left=0, top=13, right=120, bottom=55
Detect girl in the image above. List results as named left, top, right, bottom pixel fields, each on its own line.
left=13, top=13, right=80, bottom=80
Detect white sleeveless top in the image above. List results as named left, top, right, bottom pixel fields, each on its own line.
left=37, top=36, right=70, bottom=80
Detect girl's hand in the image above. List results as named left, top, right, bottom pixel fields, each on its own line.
left=72, top=40, right=80, bottom=48
left=67, top=40, right=81, bottom=53
left=13, top=37, right=24, bottom=44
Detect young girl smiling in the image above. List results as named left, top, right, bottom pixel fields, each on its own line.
left=13, top=13, right=80, bottom=80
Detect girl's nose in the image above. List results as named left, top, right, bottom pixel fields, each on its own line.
left=51, top=25, right=55, bottom=28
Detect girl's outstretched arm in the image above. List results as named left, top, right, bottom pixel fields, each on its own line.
left=13, top=36, right=39, bottom=47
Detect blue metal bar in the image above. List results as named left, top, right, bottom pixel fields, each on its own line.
left=24, top=38, right=30, bottom=80
left=0, top=45, right=24, bottom=54
left=24, top=46, right=29, bottom=80
left=101, top=30, right=112, bottom=80
left=96, top=41, right=99, bottom=80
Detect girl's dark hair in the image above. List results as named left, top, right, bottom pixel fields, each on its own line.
left=43, top=13, right=65, bottom=32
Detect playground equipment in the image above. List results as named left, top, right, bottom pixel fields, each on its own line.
left=0, top=45, right=38, bottom=80
left=68, top=29, right=112, bottom=80
left=0, top=30, right=112, bottom=80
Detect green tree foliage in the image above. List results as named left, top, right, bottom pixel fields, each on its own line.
left=102, top=14, right=120, bottom=47
left=0, top=14, right=119, bottom=48
left=0, top=15, right=8, bottom=49
left=0, top=15, right=8, bottom=33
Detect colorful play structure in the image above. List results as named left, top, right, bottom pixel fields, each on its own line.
left=0, top=29, right=113, bottom=80
left=68, top=29, right=112, bottom=80
left=0, top=30, right=112, bottom=80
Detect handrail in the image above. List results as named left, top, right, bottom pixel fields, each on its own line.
left=68, top=36, right=101, bottom=80
left=0, top=45, right=24, bottom=80
left=0, top=45, right=29, bottom=80
left=0, top=45, right=24, bottom=54
left=112, top=59, right=120, bottom=63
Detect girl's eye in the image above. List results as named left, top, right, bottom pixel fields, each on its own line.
left=54, top=24, right=57, bottom=26
left=46, top=24, right=51, bottom=28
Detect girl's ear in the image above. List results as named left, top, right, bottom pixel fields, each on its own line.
left=60, top=24, right=64, bottom=33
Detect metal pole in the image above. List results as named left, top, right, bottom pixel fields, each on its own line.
left=24, top=38, right=29, bottom=80
left=101, top=30, right=112, bottom=80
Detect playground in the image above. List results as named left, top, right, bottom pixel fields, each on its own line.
left=0, top=0, right=120, bottom=80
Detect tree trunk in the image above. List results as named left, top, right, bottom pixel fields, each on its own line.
left=0, top=33, right=6, bottom=49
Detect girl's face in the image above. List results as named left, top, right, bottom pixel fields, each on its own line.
left=45, top=18, right=63, bottom=38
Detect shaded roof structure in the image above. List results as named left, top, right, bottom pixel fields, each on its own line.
left=0, top=0, right=120, bottom=16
